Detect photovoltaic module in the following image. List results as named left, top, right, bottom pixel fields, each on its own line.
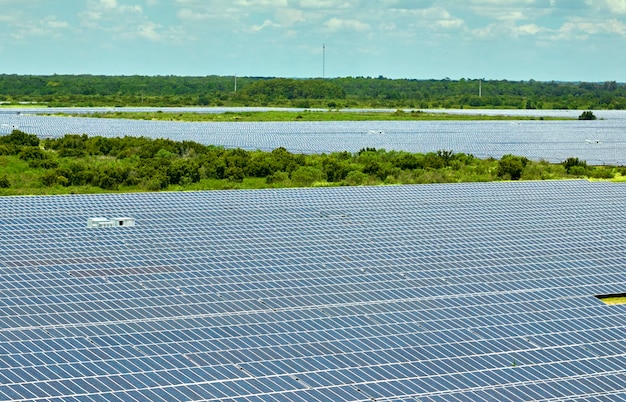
left=0, top=181, right=625, bottom=401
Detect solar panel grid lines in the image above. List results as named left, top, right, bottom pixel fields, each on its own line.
left=0, top=181, right=625, bottom=400
left=3, top=112, right=626, bottom=163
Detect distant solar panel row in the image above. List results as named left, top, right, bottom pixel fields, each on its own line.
left=2, top=112, right=626, bottom=163
left=0, top=180, right=625, bottom=400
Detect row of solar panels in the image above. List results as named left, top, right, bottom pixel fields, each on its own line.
left=0, top=181, right=625, bottom=400
left=2, top=113, right=626, bottom=163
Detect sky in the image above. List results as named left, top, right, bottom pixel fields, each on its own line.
left=1, top=0, right=625, bottom=81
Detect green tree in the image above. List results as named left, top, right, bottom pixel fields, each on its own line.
left=578, top=110, right=597, bottom=120
left=497, top=155, right=529, bottom=180
left=290, top=166, right=325, bottom=186
left=562, top=157, right=588, bottom=175
left=0, top=130, right=39, bottom=146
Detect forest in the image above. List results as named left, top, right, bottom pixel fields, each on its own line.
left=0, top=74, right=625, bottom=110
left=0, top=130, right=621, bottom=196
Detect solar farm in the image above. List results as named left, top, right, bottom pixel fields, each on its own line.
left=1, top=109, right=626, bottom=164
left=0, top=110, right=626, bottom=401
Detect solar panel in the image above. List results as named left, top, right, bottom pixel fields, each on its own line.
left=0, top=180, right=625, bottom=400
left=2, top=111, right=626, bottom=163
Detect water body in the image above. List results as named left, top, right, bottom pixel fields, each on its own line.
left=1, top=108, right=625, bottom=164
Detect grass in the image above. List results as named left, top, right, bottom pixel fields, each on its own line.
left=57, top=109, right=573, bottom=122
left=611, top=173, right=626, bottom=182
left=597, top=294, right=626, bottom=305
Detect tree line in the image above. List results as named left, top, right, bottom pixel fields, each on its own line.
left=0, top=75, right=625, bottom=110
left=0, top=130, right=621, bottom=195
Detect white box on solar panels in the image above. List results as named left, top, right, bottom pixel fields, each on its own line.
left=87, top=217, right=135, bottom=228
left=112, top=217, right=135, bottom=227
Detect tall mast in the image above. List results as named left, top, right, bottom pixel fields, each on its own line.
left=323, top=44, right=326, bottom=78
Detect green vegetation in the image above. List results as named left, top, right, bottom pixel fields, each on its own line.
left=578, top=110, right=597, bottom=120
left=66, top=110, right=570, bottom=122
left=596, top=294, right=626, bottom=305
left=0, top=130, right=622, bottom=196
left=1, top=74, right=625, bottom=109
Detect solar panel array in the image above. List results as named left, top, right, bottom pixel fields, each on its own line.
left=2, top=111, right=626, bottom=164
left=0, top=180, right=625, bottom=401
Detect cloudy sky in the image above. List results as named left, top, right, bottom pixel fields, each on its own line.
left=1, top=0, right=625, bottom=81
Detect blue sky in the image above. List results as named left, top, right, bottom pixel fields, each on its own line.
left=1, top=0, right=625, bottom=81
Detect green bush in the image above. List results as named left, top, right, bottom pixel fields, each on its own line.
left=562, top=157, right=587, bottom=174
left=58, top=148, right=87, bottom=157
left=0, top=144, right=16, bottom=155
left=29, top=158, right=59, bottom=169
left=225, top=166, right=244, bottom=182
left=142, top=173, right=169, bottom=191
left=41, top=170, right=63, bottom=186
left=344, top=170, right=369, bottom=185
left=266, top=171, right=290, bottom=184
left=578, top=110, right=597, bottom=120
left=18, top=146, right=47, bottom=161
left=0, top=175, right=9, bottom=188
left=291, top=166, right=325, bottom=186
left=0, top=130, right=39, bottom=146
left=588, top=167, right=615, bottom=179
left=497, top=155, right=529, bottom=180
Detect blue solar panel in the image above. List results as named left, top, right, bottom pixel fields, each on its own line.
left=2, top=110, right=626, bottom=163
left=0, top=180, right=625, bottom=400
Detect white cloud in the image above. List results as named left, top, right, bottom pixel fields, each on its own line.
left=137, top=21, right=161, bottom=40
left=436, top=18, right=464, bottom=29
left=80, top=0, right=143, bottom=28
left=250, top=19, right=281, bottom=31
left=471, top=20, right=544, bottom=39
left=324, top=17, right=370, bottom=32
left=99, top=0, right=118, bottom=9
left=403, top=7, right=467, bottom=32
left=299, top=0, right=356, bottom=9
left=464, top=0, right=555, bottom=22
left=602, top=0, right=626, bottom=13
left=554, top=17, right=626, bottom=40
left=77, top=0, right=187, bottom=43
left=275, top=8, right=306, bottom=26
left=177, top=8, right=214, bottom=21
left=516, top=23, right=543, bottom=35
left=8, top=16, right=70, bottom=40
left=234, top=0, right=288, bottom=6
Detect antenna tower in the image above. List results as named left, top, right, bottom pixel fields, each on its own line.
left=323, top=44, right=326, bottom=78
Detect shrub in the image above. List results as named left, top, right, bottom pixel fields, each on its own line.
left=0, top=175, right=9, bottom=188
left=168, top=159, right=200, bottom=185
left=28, top=159, right=59, bottom=169
left=588, top=167, right=615, bottom=179
left=578, top=110, right=597, bottom=120
left=497, top=155, right=529, bottom=180
left=58, top=148, right=87, bottom=157
left=562, top=157, right=587, bottom=174
left=0, top=130, right=39, bottom=146
left=290, top=166, right=325, bottom=186
left=41, top=170, right=61, bottom=186
left=344, top=170, right=369, bottom=185
left=266, top=171, right=290, bottom=184
left=18, top=146, right=47, bottom=161
left=142, top=173, right=169, bottom=191
left=225, top=166, right=244, bottom=182
left=0, top=145, right=15, bottom=156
